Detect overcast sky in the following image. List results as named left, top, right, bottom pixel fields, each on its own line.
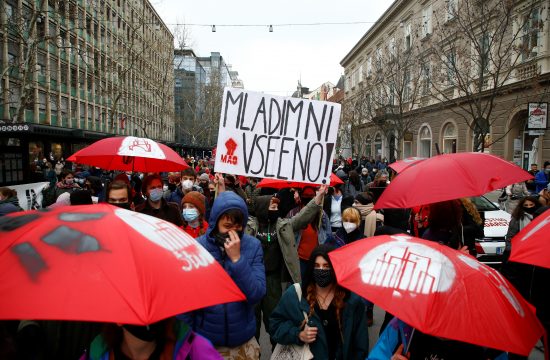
left=151, top=0, right=394, bottom=96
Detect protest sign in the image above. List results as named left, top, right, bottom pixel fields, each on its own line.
left=8, top=182, right=49, bottom=210
left=214, top=88, right=341, bottom=185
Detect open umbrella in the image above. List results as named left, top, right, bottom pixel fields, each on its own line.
left=388, top=157, right=426, bottom=173
left=0, top=204, right=245, bottom=325
left=329, top=234, right=543, bottom=355
left=67, top=136, right=189, bottom=172
left=510, top=208, right=550, bottom=269
left=374, top=152, right=532, bottom=209
left=256, top=173, right=344, bottom=189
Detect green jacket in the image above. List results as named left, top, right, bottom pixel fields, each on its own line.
left=269, top=284, right=369, bottom=360
left=246, top=198, right=322, bottom=284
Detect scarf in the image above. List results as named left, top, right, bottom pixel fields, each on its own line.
left=354, top=204, right=379, bottom=237
left=519, top=213, right=533, bottom=231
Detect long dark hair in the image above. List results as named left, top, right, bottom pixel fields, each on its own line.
left=302, top=245, right=347, bottom=341
left=512, top=195, right=541, bottom=220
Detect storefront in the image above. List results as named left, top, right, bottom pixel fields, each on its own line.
left=0, top=123, right=110, bottom=186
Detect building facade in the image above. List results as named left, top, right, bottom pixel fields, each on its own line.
left=0, top=0, right=174, bottom=185
left=341, top=0, right=550, bottom=169
left=174, top=50, right=242, bottom=150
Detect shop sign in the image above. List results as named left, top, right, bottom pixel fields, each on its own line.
left=0, top=124, right=30, bottom=132
left=528, top=103, right=547, bottom=129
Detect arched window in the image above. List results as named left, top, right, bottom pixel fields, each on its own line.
left=374, top=133, right=382, bottom=159
left=365, top=135, right=372, bottom=159
left=443, top=123, right=457, bottom=153
left=419, top=126, right=432, bottom=157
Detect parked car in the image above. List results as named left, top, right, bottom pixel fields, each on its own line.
left=470, top=195, right=511, bottom=267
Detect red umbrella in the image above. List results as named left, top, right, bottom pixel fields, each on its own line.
left=0, top=204, right=245, bottom=325
left=388, top=157, right=427, bottom=173
left=510, top=208, right=550, bottom=269
left=374, top=152, right=532, bottom=209
left=256, top=173, right=344, bottom=189
left=329, top=235, right=543, bottom=355
left=67, top=136, right=189, bottom=172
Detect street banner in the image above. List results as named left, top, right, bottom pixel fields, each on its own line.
left=8, top=182, right=49, bottom=210
left=214, top=88, right=341, bottom=185
left=528, top=103, right=547, bottom=129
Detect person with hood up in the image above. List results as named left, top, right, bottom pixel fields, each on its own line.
left=179, top=191, right=266, bottom=359
left=0, top=187, right=23, bottom=216
left=246, top=186, right=328, bottom=344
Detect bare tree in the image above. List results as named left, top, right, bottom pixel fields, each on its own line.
left=428, top=0, right=545, bottom=151
left=344, top=24, right=424, bottom=161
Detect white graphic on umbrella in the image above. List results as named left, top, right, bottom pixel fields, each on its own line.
left=115, top=209, right=213, bottom=271
left=359, top=237, right=456, bottom=295
left=117, top=137, right=166, bottom=159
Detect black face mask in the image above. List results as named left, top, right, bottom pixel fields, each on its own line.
left=313, top=268, right=335, bottom=288
left=268, top=209, right=279, bottom=223
left=213, top=231, right=230, bottom=248
left=123, top=323, right=163, bottom=342
left=111, top=202, right=131, bottom=210
left=523, top=206, right=536, bottom=214
left=168, top=183, right=177, bottom=191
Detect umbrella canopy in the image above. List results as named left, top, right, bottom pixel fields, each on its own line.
left=256, top=173, right=344, bottom=190
left=329, top=235, right=543, bottom=356
left=374, top=152, right=532, bottom=209
left=67, top=136, right=189, bottom=172
left=0, top=204, right=245, bottom=325
left=388, top=157, right=427, bottom=173
left=510, top=208, right=550, bottom=269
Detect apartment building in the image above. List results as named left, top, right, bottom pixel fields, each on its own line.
left=341, top=0, right=549, bottom=168
left=0, top=0, right=174, bottom=184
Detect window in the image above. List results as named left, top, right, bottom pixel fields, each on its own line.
left=445, top=51, right=456, bottom=85
left=442, top=123, right=457, bottom=153
left=521, top=8, right=541, bottom=62
left=359, top=64, right=364, bottom=83
left=175, top=78, right=182, bottom=87
left=403, top=141, right=412, bottom=158
left=389, top=37, right=396, bottom=60
left=422, top=5, right=432, bottom=38
left=479, top=34, right=490, bottom=75
left=446, top=0, right=457, bottom=21
left=374, top=133, right=382, bottom=158
left=404, top=23, right=412, bottom=51
left=365, top=135, right=372, bottom=159
left=404, top=68, right=411, bottom=101
left=422, top=62, right=431, bottom=95
left=366, top=57, right=372, bottom=77
left=419, top=126, right=432, bottom=157
left=5, top=3, right=14, bottom=19
left=375, top=47, right=382, bottom=67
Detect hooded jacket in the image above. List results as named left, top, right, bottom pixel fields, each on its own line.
left=179, top=191, right=266, bottom=347
left=0, top=196, right=23, bottom=216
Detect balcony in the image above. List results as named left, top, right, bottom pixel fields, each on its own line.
left=515, top=60, right=540, bottom=81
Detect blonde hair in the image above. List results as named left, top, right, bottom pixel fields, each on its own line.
left=342, top=207, right=361, bottom=225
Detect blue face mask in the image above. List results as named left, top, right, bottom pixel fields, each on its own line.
left=148, top=188, right=163, bottom=202
left=182, top=208, right=199, bottom=222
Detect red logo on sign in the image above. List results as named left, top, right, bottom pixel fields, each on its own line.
left=221, top=138, right=238, bottom=165
left=531, top=107, right=545, bottom=116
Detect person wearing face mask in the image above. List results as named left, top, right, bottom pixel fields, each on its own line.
left=181, top=191, right=208, bottom=238
left=246, top=186, right=328, bottom=345
left=329, top=207, right=364, bottom=248
left=81, top=318, right=222, bottom=359
left=178, top=191, right=266, bottom=359
left=106, top=181, right=134, bottom=211
left=504, top=182, right=530, bottom=214
left=244, top=177, right=262, bottom=216
left=503, top=195, right=541, bottom=259
left=136, top=174, right=183, bottom=226
left=269, top=244, right=369, bottom=360
left=323, top=184, right=344, bottom=234
left=53, top=170, right=81, bottom=202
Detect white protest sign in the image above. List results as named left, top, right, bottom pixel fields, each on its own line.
left=8, top=182, right=49, bottom=210
left=214, top=88, right=341, bottom=185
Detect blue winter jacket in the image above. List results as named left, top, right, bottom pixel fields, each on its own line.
left=179, top=191, right=266, bottom=347
left=535, top=171, right=548, bottom=193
